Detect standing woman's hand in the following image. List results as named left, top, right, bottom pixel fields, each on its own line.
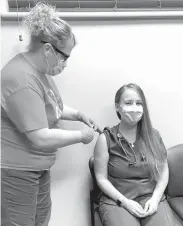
left=81, top=127, right=95, bottom=144
left=77, top=111, right=102, bottom=134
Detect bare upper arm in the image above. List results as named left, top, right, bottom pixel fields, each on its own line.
left=25, top=128, right=49, bottom=147
left=94, top=133, right=109, bottom=180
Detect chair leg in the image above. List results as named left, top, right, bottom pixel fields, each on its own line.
left=90, top=190, right=95, bottom=226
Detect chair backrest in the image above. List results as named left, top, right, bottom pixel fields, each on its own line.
left=89, top=156, right=101, bottom=205
left=167, top=144, right=183, bottom=197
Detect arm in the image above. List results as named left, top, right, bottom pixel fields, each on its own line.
left=51, top=105, right=80, bottom=129
left=61, top=104, right=102, bottom=133
left=4, top=89, right=94, bottom=150
left=152, top=161, right=169, bottom=203
left=144, top=161, right=169, bottom=216
left=94, top=133, right=127, bottom=203
left=152, top=130, right=169, bottom=202
left=94, top=134, right=146, bottom=218
left=144, top=131, right=169, bottom=215
left=26, top=128, right=82, bottom=149
left=61, top=104, right=79, bottom=121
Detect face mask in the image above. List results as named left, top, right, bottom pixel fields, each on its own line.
left=118, top=104, right=143, bottom=125
left=45, top=46, right=64, bottom=76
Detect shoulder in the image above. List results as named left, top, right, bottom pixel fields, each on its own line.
left=103, top=124, right=118, bottom=136
left=94, top=133, right=109, bottom=159
left=1, top=54, right=44, bottom=99
left=95, top=127, right=115, bottom=152
left=2, top=54, right=28, bottom=92
left=96, top=133, right=108, bottom=146
left=103, top=125, right=118, bottom=143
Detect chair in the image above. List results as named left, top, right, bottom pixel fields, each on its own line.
left=166, top=144, right=183, bottom=224
left=89, top=144, right=183, bottom=226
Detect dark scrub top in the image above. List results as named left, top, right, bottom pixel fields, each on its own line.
left=99, top=125, right=167, bottom=206
left=1, top=53, right=63, bottom=171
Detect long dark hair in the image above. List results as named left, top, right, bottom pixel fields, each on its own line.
left=115, top=83, right=166, bottom=181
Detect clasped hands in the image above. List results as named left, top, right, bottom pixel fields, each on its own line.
left=123, top=197, right=159, bottom=218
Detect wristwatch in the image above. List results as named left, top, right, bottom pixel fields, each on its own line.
left=116, top=198, right=122, bottom=207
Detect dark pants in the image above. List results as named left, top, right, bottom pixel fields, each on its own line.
left=99, top=199, right=179, bottom=226
left=1, top=168, right=51, bottom=226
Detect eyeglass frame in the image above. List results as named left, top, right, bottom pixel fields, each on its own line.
left=41, top=41, right=70, bottom=61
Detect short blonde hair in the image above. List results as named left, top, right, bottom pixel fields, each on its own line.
left=23, top=2, right=76, bottom=50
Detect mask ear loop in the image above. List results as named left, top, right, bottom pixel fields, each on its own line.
left=116, top=103, right=124, bottom=114
left=45, top=45, right=59, bottom=75
left=50, top=45, right=60, bottom=65
left=45, top=55, right=50, bottom=75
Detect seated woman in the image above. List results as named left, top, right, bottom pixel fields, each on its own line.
left=94, top=83, right=176, bottom=226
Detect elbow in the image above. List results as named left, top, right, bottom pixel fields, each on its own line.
left=96, top=175, right=109, bottom=192
left=96, top=174, right=107, bottom=185
left=32, top=138, right=48, bottom=148
left=165, top=162, right=169, bottom=182
left=28, top=136, right=49, bottom=148
left=26, top=128, right=50, bottom=148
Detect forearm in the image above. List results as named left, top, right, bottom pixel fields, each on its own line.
left=97, top=177, right=127, bottom=204
left=28, top=128, right=82, bottom=149
left=61, top=105, right=79, bottom=121
left=152, top=161, right=169, bottom=203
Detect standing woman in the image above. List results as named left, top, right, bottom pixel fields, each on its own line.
left=94, top=83, right=176, bottom=226
left=1, top=3, right=101, bottom=226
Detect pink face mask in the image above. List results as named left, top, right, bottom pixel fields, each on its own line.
left=118, top=104, right=143, bottom=125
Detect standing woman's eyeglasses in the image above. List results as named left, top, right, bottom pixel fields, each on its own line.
left=41, top=41, right=70, bottom=62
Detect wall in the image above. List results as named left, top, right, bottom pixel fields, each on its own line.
left=1, top=19, right=183, bottom=226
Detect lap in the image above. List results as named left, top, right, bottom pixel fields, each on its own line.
left=99, top=201, right=140, bottom=226
left=98, top=198, right=177, bottom=226
left=141, top=199, right=176, bottom=226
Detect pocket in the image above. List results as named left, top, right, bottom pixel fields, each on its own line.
left=99, top=198, right=117, bottom=224
left=99, top=195, right=117, bottom=206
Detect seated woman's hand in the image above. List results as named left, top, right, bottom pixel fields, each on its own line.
left=144, top=198, right=159, bottom=216
left=123, top=199, right=146, bottom=218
